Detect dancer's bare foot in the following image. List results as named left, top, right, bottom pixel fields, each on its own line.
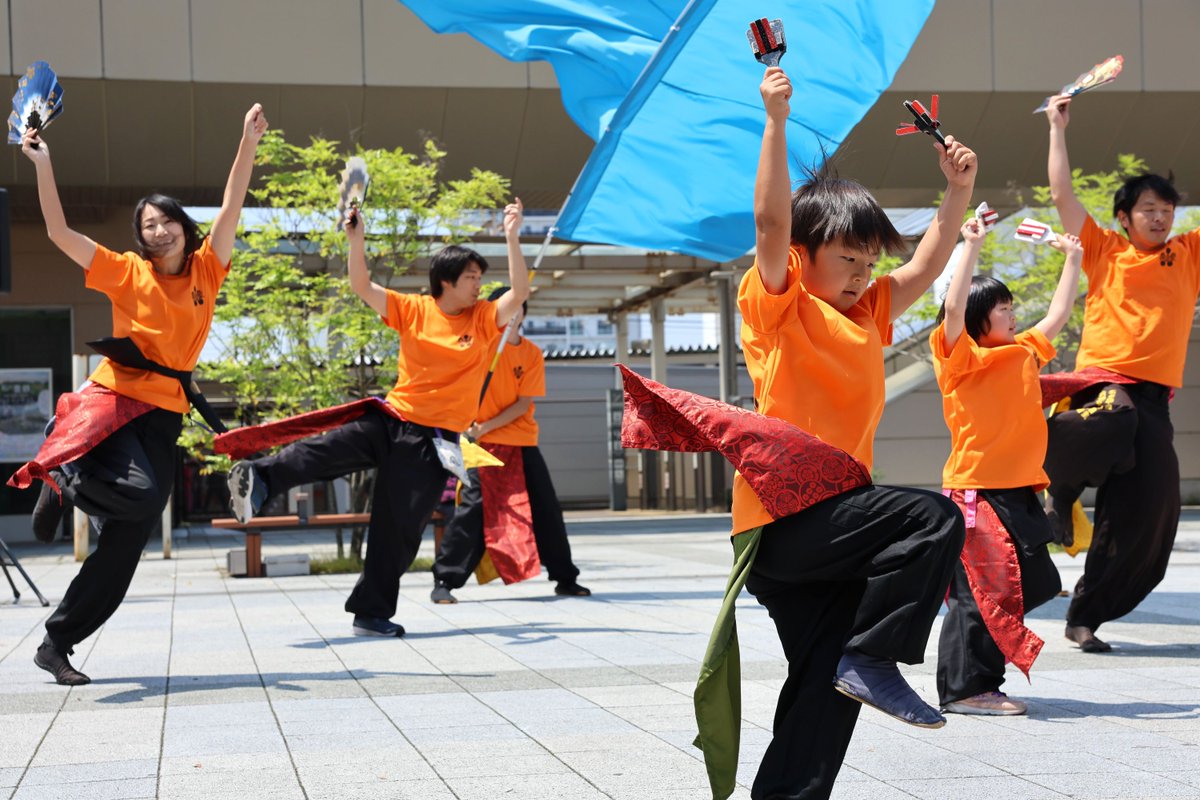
left=1065, top=624, right=1111, bottom=653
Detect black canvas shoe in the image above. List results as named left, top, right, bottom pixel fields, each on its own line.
left=34, top=643, right=91, bottom=686
left=351, top=616, right=406, bottom=637
left=833, top=653, right=945, bottom=729
left=430, top=582, right=458, bottom=604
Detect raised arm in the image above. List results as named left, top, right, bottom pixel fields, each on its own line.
left=493, top=198, right=532, bottom=326
left=1046, top=95, right=1087, bottom=236
left=1034, top=233, right=1083, bottom=340
left=754, top=66, right=794, bottom=295
left=208, top=103, right=269, bottom=266
left=888, top=136, right=978, bottom=320
left=344, top=209, right=388, bottom=317
left=20, top=130, right=97, bottom=269
left=940, top=219, right=986, bottom=350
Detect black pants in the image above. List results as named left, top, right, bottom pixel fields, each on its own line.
left=1045, top=382, right=1179, bottom=631
left=433, top=445, right=580, bottom=588
left=936, top=488, right=1061, bottom=705
left=45, top=409, right=182, bottom=652
left=744, top=485, right=964, bottom=800
left=251, top=410, right=448, bottom=619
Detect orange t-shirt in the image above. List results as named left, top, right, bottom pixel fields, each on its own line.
left=478, top=337, right=545, bottom=446
left=733, top=247, right=894, bottom=534
left=85, top=238, right=228, bottom=413
left=383, top=292, right=501, bottom=432
left=1075, top=215, right=1200, bottom=387
left=931, top=323, right=1056, bottom=491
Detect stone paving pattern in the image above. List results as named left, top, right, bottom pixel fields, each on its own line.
left=2, top=511, right=1200, bottom=799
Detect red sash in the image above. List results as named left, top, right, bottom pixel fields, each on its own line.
left=944, top=489, right=1043, bottom=678
left=8, top=384, right=156, bottom=492
left=1039, top=367, right=1136, bottom=409
left=213, top=397, right=399, bottom=460
left=619, top=365, right=870, bottom=520
left=477, top=443, right=541, bottom=584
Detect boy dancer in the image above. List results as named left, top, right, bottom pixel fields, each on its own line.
left=431, top=290, right=589, bottom=602
left=228, top=201, right=529, bottom=637
left=1043, top=94, right=1200, bottom=653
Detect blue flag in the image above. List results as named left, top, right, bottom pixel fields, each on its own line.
left=557, top=0, right=936, bottom=261
left=397, top=0, right=934, bottom=262
left=396, top=1, right=685, bottom=140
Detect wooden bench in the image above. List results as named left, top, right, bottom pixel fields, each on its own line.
left=211, top=510, right=447, bottom=578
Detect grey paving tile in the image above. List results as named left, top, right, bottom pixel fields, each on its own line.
left=10, top=776, right=158, bottom=800
left=890, top=775, right=1070, bottom=800
left=1025, top=769, right=1199, bottom=798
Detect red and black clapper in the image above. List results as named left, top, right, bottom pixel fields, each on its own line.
left=896, top=95, right=947, bottom=147
left=747, top=18, right=786, bottom=67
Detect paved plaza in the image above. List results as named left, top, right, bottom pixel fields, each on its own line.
left=2, top=511, right=1200, bottom=800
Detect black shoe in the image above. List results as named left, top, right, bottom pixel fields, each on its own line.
left=554, top=581, right=591, bottom=597
left=431, top=582, right=458, bottom=604
left=34, top=643, right=91, bottom=686
left=833, top=653, right=945, bottom=729
left=1065, top=624, right=1112, bottom=653
left=31, top=479, right=65, bottom=544
left=351, top=616, right=405, bottom=637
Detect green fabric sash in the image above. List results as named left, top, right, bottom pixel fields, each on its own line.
left=693, top=525, right=764, bottom=800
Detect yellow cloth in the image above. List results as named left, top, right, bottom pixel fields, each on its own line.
left=461, top=436, right=504, bottom=468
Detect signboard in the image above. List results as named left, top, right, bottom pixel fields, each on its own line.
left=0, top=368, right=52, bottom=462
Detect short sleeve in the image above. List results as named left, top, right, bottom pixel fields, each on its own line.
left=519, top=345, right=546, bottom=397
left=193, top=237, right=229, bottom=294
left=1015, top=328, right=1057, bottom=367
left=1079, top=215, right=1119, bottom=283
left=737, top=247, right=807, bottom=333
left=84, top=244, right=137, bottom=299
left=929, top=320, right=981, bottom=390
left=1176, top=227, right=1200, bottom=299
left=859, top=274, right=894, bottom=345
left=384, top=290, right=417, bottom=333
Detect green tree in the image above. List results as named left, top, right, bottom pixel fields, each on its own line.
left=181, top=131, right=509, bottom=558
left=882, top=153, right=1156, bottom=370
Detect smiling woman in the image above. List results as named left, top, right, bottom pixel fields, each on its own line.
left=6, top=104, right=269, bottom=687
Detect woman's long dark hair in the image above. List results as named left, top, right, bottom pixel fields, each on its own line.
left=132, top=194, right=202, bottom=263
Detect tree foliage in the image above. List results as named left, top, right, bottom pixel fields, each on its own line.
left=180, top=130, right=510, bottom=472
left=179, top=131, right=509, bottom=558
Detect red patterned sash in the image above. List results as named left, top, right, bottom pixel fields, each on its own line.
left=8, top=384, right=156, bottom=492
left=1039, top=367, right=1136, bottom=409
left=619, top=365, right=870, bottom=520
left=477, top=444, right=541, bottom=584
left=213, top=397, right=400, bottom=460
left=945, top=489, right=1043, bottom=678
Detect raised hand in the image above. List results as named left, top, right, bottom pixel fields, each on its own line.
left=937, top=135, right=977, bottom=189
left=503, top=197, right=524, bottom=239
left=20, top=128, right=49, bottom=165
left=243, top=103, right=269, bottom=145
left=961, top=217, right=986, bottom=244
left=1049, top=232, right=1082, bottom=255
left=1045, top=94, right=1071, bottom=131
left=760, top=66, right=792, bottom=119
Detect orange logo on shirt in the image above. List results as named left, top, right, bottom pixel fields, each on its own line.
left=513, top=365, right=524, bottom=380
left=456, top=334, right=473, bottom=348
left=1160, top=247, right=1176, bottom=267
left=192, top=287, right=204, bottom=306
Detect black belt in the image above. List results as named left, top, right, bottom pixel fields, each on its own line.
left=86, top=337, right=227, bottom=433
